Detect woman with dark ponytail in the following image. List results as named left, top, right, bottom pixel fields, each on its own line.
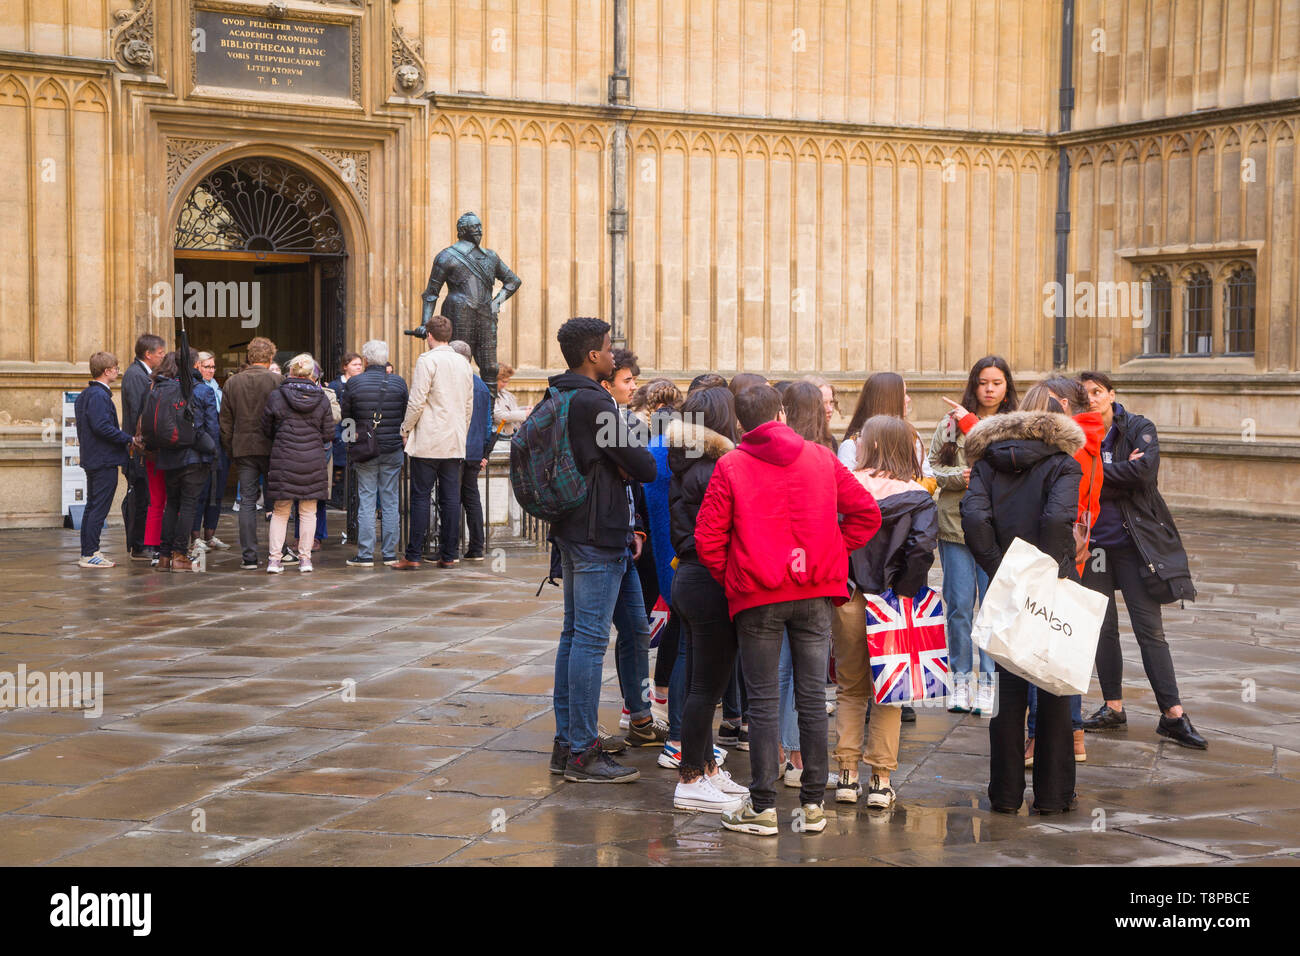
left=927, top=356, right=1017, bottom=715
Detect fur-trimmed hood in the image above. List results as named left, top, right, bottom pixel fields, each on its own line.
left=965, top=410, right=1085, bottom=470
left=665, top=417, right=735, bottom=474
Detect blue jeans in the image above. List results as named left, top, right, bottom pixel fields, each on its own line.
left=1028, top=687, right=1083, bottom=735
left=353, top=448, right=402, bottom=561
left=939, top=539, right=994, bottom=677
left=778, top=632, right=800, bottom=752
left=612, top=557, right=653, bottom=724
left=553, top=541, right=629, bottom=753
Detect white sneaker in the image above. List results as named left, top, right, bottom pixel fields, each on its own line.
left=948, top=673, right=972, bottom=713
left=207, top=536, right=230, bottom=551
left=618, top=707, right=630, bottom=731
left=712, top=743, right=728, bottom=767
left=974, top=674, right=997, bottom=716
left=707, top=767, right=749, bottom=797
left=782, top=761, right=803, bottom=788
left=866, top=774, right=897, bottom=809
left=191, top=538, right=209, bottom=553
left=78, top=554, right=115, bottom=568
left=266, top=560, right=283, bottom=574
left=673, top=776, right=742, bottom=814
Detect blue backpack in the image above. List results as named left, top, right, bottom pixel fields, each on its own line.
left=510, top=387, right=588, bottom=523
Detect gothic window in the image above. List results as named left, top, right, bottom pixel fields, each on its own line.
left=1182, top=268, right=1213, bottom=355
left=1224, top=265, right=1256, bottom=355
left=1141, top=270, right=1171, bottom=356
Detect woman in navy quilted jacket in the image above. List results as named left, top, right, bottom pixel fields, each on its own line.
left=261, top=353, right=334, bottom=574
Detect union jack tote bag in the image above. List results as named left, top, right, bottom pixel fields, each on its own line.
left=864, top=587, right=952, bottom=705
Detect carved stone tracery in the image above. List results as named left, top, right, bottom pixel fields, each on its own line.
left=316, top=148, right=370, bottom=205
left=166, top=138, right=224, bottom=194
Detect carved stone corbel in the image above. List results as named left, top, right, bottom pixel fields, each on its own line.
left=391, top=25, right=426, bottom=96
left=111, top=0, right=156, bottom=72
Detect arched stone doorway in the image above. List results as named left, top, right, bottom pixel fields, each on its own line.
left=172, top=157, right=348, bottom=379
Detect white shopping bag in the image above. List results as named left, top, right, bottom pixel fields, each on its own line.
left=971, top=537, right=1108, bottom=697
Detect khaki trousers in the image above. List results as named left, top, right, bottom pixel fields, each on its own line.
left=832, top=590, right=901, bottom=775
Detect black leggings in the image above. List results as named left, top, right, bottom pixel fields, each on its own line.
left=672, top=561, right=737, bottom=776
left=1083, top=543, right=1181, bottom=712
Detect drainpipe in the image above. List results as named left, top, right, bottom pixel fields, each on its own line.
left=1053, top=0, right=1075, bottom=368
left=608, top=0, right=630, bottom=347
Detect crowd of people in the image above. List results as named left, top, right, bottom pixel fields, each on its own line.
left=72, top=313, right=1206, bottom=834
left=532, top=316, right=1207, bottom=836
left=74, top=319, right=527, bottom=575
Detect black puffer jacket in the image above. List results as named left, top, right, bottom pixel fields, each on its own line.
left=960, top=410, right=1084, bottom=579
left=340, top=365, right=410, bottom=455
left=1098, top=403, right=1196, bottom=603
left=261, top=377, right=334, bottom=500
left=667, top=418, right=735, bottom=564
left=848, top=479, right=938, bottom=599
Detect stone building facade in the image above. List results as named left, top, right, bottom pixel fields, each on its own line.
left=1, top=0, right=1297, bottom=525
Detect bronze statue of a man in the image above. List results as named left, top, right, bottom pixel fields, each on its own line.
left=421, top=212, right=521, bottom=397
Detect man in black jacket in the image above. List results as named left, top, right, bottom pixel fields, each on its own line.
left=75, top=351, right=142, bottom=568
left=120, top=334, right=166, bottom=560
left=340, top=340, right=409, bottom=567
left=547, top=318, right=658, bottom=784
left=1077, top=372, right=1206, bottom=750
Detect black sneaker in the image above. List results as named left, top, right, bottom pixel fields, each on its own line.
left=596, top=726, right=628, bottom=754
left=240, top=559, right=258, bottom=570
left=1083, top=704, right=1127, bottom=731
left=563, top=745, right=640, bottom=783
left=549, top=739, right=570, bottom=774
left=716, top=721, right=741, bottom=746
left=900, top=704, right=916, bottom=722
left=624, top=718, right=670, bottom=748
left=735, top=724, right=750, bottom=751
left=463, top=552, right=485, bottom=561
left=280, top=550, right=299, bottom=565
left=1157, top=713, right=1208, bottom=750
left=129, top=549, right=153, bottom=563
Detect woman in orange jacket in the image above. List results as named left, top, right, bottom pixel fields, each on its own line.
left=1022, top=376, right=1105, bottom=767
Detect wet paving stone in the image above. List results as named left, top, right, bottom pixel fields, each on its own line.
left=239, top=830, right=465, bottom=866
left=0, top=515, right=1297, bottom=865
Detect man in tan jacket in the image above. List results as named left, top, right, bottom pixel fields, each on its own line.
left=395, top=314, right=474, bottom=569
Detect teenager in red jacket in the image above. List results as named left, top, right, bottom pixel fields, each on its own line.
left=695, top=384, right=881, bottom=836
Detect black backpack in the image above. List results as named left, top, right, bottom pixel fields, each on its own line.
left=140, top=379, right=197, bottom=450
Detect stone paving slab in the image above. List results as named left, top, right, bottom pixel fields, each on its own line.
left=0, top=513, right=1297, bottom=865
